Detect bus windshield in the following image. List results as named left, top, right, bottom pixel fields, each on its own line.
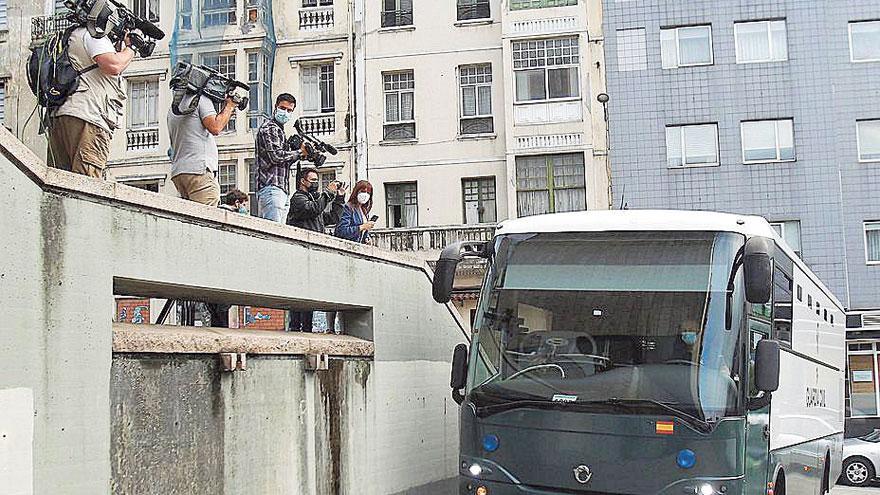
left=469, top=231, right=746, bottom=424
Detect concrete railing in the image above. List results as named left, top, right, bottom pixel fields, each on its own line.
left=0, top=126, right=466, bottom=495
left=371, top=224, right=496, bottom=254
left=299, top=6, right=335, bottom=31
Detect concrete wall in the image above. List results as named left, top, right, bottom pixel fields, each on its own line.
left=0, top=126, right=467, bottom=494
left=110, top=354, right=372, bottom=495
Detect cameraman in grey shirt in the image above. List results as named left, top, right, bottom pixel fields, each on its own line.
left=167, top=93, right=235, bottom=206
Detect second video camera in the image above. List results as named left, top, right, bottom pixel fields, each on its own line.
left=65, top=0, right=165, bottom=58
left=169, top=62, right=250, bottom=116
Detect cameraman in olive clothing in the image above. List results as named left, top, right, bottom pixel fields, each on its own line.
left=286, top=167, right=345, bottom=331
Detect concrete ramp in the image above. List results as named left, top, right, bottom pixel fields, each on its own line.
left=0, top=127, right=467, bottom=495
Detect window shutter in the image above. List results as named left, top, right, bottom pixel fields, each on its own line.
left=301, top=67, right=320, bottom=113
left=0, top=81, right=5, bottom=123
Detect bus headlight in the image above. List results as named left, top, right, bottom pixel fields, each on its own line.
left=695, top=483, right=727, bottom=495
left=469, top=463, right=483, bottom=477
left=698, top=483, right=716, bottom=495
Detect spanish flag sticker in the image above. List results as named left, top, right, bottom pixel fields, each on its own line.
left=656, top=421, right=675, bottom=435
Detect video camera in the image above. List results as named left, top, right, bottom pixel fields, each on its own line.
left=65, top=0, right=165, bottom=58
left=285, top=118, right=339, bottom=168
left=169, top=62, right=250, bottom=116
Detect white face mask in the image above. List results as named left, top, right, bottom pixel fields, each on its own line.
left=357, top=192, right=371, bottom=205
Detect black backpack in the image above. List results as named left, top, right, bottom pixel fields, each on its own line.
left=27, top=25, right=97, bottom=112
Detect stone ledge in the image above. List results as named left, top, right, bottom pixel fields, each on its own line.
left=113, top=323, right=374, bottom=357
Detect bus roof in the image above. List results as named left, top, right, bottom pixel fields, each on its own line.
left=495, top=210, right=845, bottom=310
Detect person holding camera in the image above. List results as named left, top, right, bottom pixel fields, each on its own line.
left=334, top=180, right=377, bottom=244
left=286, top=168, right=345, bottom=332
left=254, top=93, right=309, bottom=223
left=167, top=87, right=236, bottom=207
left=48, top=5, right=136, bottom=178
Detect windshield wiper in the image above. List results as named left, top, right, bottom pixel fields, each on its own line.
left=583, top=398, right=713, bottom=433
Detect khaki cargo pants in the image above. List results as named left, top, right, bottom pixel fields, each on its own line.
left=172, top=170, right=221, bottom=207
left=48, top=115, right=110, bottom=179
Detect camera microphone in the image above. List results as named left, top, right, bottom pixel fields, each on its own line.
left=134, top=18, right=165, bottom=40
left=324, top=143, right=338, bottom=155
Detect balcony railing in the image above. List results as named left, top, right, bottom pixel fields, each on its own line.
left=31, top=14, right=75, bottom=43
left=371, top=224, right=495, bottom=253
left=299, top=6, right=334, bottom=31
left=298, top=114, right=336, bottom=137
left=126, top=127, right=160, bottom=151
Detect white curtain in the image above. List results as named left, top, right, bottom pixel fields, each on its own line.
left=548, top=67, right=579, bottom=99
left=462, top=87, right=476, bottom=117
left=677, top=26, right=712, bottom=65
left=858, top=121, right=880, bottom=161
left=683, top=124, right=718, bottom=164
left=400, top=91, right=414, bottom=120
left=851, top=22, right=880, bottom=61
left=146, top=81, right=158, bottom=126
left=301, top=66, right=320, bottom=113
left=742, top=121, right=777, bottom=161
left=660, top=29, right=678, bottom=68
left=552, top=154, right=586, bottom=212
left=385, top=93, right=398, bottom=122
left=736, top=23, right=770, bottom=62
left=515, top=70, right=545, bottom=102
left=867, top=224, right=880, bottom=262
left=665, top=127, right=683, bottom=166
left=770, top=21, right=788, bottom=61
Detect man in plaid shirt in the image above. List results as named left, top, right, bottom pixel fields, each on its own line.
left=254, top=93, right=309, bottom=222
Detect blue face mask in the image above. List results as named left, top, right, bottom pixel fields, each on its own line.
left=681, top=332, right=698, bottom=346
left=274, top=108, right=290, bottom=124
left=237, top=205, right=249, bottom=215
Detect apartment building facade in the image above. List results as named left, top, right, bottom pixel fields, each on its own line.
left=361, top=0, right=610, bottom=320
left=362, top=0, right=609, bottom=229
left=603, top=0, right=880, bottom=435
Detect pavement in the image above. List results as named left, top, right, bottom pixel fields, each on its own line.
left=831, top=484, right=880, bottom=494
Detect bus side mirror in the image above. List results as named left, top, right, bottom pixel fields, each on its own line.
left=451, top=343, right=469, bottom=405
left=432, top=241, right=490, bottom=304
left=755, top=339, right=780, bottom=393
left=744, top=237, right=772, bottom=304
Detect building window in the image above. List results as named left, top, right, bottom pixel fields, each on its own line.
left=665, top=124, right=719, bottom=167
left=769, top=220, right=802, bottom=257
left=616, top=28, right=648, bottom=72
left=246, top=159, right=260, bottom=216
left=303, top=0, right=333, bottom=6
left=218, top=161, right=237, bottom=194
left=202, top=53, right=237, bottom=133
left=127, top=79, right=159, bottom=129
left=179, top=0, right=192, bottom=29
left=381, top=0, right=412, bottom=28
left=510, top=0, right=577, bottom=10
left=516, top=153, right=585, bottom=217
left=302, top=63, right=335, bottom=115
left=131, top=0, right=159, bottom=22
left=203, top=0, right=236, bottom=26
left=849, top=350, right=879, bottom=417
left=513, top=37, right=579, bottom=102
left=459, top=64, right=493, bottom=135
left=383, top=71, right=415, bottom=140
left=385, top=182, right=418, bottom=228
left=849, top=21, right=880, bottom=62
left=457, top=0, right=489, bottom=21
left=660, top=25, right=713, bottom=69
left=0, top=80, right=6, bottom=124
left=734, top=20, right=787, bottom=64
left=0, top=0, right=7, bottom=30
left=741, top=119, right=795, bottom=163
left=462, top=177, right=496, bottom=224
left=857, top=120, right=880, bottom=162
left=247, top=51, right=272, bottom=130
left=866, top=222, right=880, bottom=264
